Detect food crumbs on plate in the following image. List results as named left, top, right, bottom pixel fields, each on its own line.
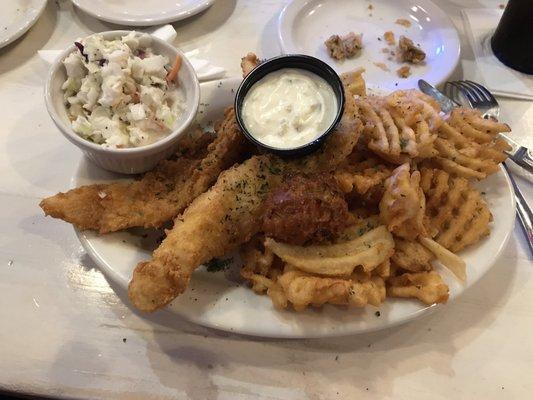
left=368, top=4, right=373, bottom=10
left=384, top=31, right=395, bottom=45
left=375, top=311, right=381, bottom=317
left=397, top=36, right=426, bottom=64
left=325, top=32, right=363, bottom=60
left=382, top=48, right=390, bottom=53
left=122, top=338, right=127, bottom=343
left=395, top=18, right=412, bottom=28
left=397, top=65, right=411, bottom=78
left=499, top=4, right=505, bottom=9
left=374, top=62, right=390, bottom=72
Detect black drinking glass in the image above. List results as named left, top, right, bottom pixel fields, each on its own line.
left=491, top=0, right=533, bottom=74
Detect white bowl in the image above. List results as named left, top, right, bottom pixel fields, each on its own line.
left=45, top=30, right=200, bottom=174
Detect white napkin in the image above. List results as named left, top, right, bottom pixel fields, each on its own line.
left=38, top=25, right=226, bottom=82
left=462, top=9, right=533, bottom=100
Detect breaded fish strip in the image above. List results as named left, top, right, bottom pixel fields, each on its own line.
left=128, top=68, right=365, bottom=312
left=40, top=109, right=248, bottom=233
left=128, top=156, right=280, bottom=311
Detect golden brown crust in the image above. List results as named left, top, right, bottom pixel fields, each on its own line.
left=40, top=109, right=248, bottom=233
left=128, top=156, right=279, bottom=311
left=262, top=174, right=352, bottom=245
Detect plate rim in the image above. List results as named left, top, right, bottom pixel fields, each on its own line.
left=73, top=77, right=515, bottom=339
left=71, top=0, right=216, bottom=26
left=0, top=0, right=47, bottom=49
left=277, top=0, right=462, bottom=88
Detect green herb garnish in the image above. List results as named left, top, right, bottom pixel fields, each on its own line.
left=205, top=257, right=233, bottom=272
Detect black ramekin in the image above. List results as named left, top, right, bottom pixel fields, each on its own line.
left=234, top=54, right=345, bottom=157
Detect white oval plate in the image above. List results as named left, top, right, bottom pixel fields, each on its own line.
left=278, top=0, right=461, bottom=92
left=74, top=78, right=514, bottom=338
left=71, top=0, right=216, bottom=26
left=0, top=0, right=47, bottom=49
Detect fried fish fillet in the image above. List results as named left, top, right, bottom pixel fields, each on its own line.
left=128, top=80, right=364, bottom=311
left=128, top=155, right=281, bottom=311
left=40, top=108, right=248, bottom=233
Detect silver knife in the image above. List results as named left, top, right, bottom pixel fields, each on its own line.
left=418, top=79, right=533, bottom=257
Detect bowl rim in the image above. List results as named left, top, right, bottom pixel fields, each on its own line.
left=234, top=54, right=345, bottom=155
left=44, top=29, right=200, bottom=155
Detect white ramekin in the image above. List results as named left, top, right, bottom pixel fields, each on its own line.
left=44, top=30, right=200, bottom=174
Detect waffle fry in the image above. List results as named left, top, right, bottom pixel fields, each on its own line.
left=265, top=225, right=394, bottom=276
left=335, top=154, right=393, bottom=197
left=385, top=90, right=442, bottom=130
left=357, top=91, right=441, bottom=163
left=420, top=168, right=492, bottom=252
left=391, top=238, right=434, bottom=272
left=379, top=163, right=427, bottom=240
left=269, top=267, right=386, bottom=311
left=387, top=271, right=449, bottom=304
left=432, top=109, right=511, bottom=180
left=240, top=235, right=282, bottom=294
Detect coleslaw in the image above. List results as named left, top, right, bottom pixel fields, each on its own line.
left=61, top=32, right=185, bottom=148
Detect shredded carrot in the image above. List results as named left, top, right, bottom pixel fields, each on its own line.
left=166, top=55, right=182, bottom=84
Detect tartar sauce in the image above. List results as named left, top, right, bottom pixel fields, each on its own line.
left=241, top=68, right=338, bottom=149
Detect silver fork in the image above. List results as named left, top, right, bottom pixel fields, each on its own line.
left=443, top=80, right=532, bottom=256
left=444, top=80, right=533, bottom=175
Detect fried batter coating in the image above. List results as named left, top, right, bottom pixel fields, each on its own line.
left=128, top=70, right=364, bottom=312
left=268, top=268, right=386, bottom=311
left=128, top=156, right=280, bottom=311
left=262, top=174, right=352, bottom=245
left=387, top=271, right=449, bottom=304
left=379, top=163, right=427, bottom=240
left=40, top=109, right=248, bottom=233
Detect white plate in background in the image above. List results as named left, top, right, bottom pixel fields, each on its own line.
left=74, top=78, right=514, bottom=338
left=0, top=0, right=47, bottom=49
left=71, top=0, right=216, bottom=26
left=278, top=0, right=461, bottom=92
